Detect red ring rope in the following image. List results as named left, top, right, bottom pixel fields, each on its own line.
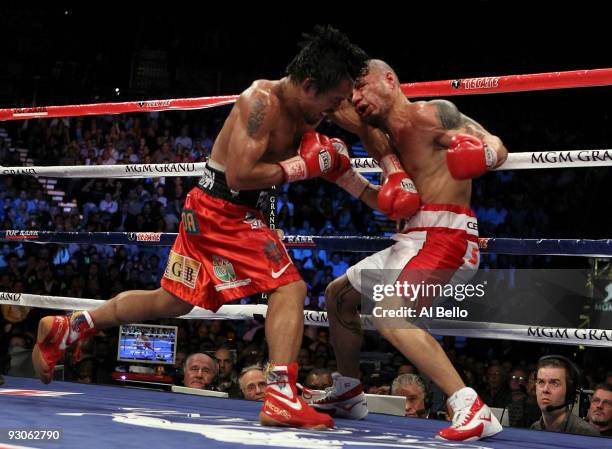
left=2, top=68, right=611, bottom=121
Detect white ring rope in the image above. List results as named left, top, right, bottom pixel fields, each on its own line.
left=2, top=291, right=610, bottom=348
left=2, top=149, right=612, bottom=178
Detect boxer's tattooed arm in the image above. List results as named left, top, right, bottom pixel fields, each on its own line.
left=333, top=278, right=363, bottom=337
left=460, top=117, right=487, bottom=140
left=247, top=98, right=267, bottom=137
left=433, top=99, right=462, bottom=130
left=432, top=99, right=487, bottom=140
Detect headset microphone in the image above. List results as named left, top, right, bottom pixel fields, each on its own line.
left=544, top=403, right=568, bottom=413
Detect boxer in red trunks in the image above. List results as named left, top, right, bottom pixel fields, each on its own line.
left=32, top=26, right=383, bottom=429
left=313, top=60, right=509, bottom=441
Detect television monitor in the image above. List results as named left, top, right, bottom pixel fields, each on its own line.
left=117, top=323, right=177, bottom=365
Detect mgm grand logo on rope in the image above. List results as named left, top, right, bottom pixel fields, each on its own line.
left=532, top=150, right=612, bottom=164
left=124, top=163, right=197, bottom=174
left=0, top=292, right=22, bottom=302
left=528, top=327, right=612, bottom=342
left=2, top=168, right=37, bottom=175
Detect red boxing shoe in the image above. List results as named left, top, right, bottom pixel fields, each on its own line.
left=32, top=311, right=96, bottom=384
left=436, top=388, right=502, bottom=441
left=260, top=362, right=334, bottom=429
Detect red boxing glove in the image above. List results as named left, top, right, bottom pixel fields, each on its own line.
left=377, top=154, right=420, bottom=220
left=322, top=138, right=370, bottom=198
left=446, top=133, right=498, bottom=180
left=278, top=131, right=339, bottom=183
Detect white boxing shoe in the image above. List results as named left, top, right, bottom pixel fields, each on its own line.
left=302, top=372, right=368, bottom=420
left=436, top=388, right=503, bottom=441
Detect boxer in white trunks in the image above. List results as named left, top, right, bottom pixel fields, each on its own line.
left=315, top=59, right=508, bottom=441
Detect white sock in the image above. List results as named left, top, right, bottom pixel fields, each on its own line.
left=67, top=311, right=95, bottom=344
left=267, top=365, right=293, bottom=397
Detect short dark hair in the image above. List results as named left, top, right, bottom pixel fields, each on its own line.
left=594, top=382, right=612, bottom=394
left=537, top=357, right=573, bottom=389
left=286, top=25, right=368, bottom=93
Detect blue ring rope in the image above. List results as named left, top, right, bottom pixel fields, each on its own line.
left=1, top=231, right=611, bottom=256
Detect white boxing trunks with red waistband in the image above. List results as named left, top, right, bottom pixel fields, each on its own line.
left=346, top=204, right=480, bottom=295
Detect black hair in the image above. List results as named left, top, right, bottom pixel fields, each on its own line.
left=286, top=25, right=368, bottom=93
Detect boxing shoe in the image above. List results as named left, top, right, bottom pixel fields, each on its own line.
left=32, top=311, right=96, bottom=384
left=260, top=362, right=334, bottom=429
left=436, top=387, right=502, bottom=441
left=304, top=372, right=368, bottom=420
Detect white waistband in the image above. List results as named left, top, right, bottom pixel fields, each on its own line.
left=402, top=209, right=479, bottom=236
left=207, top=159, right=226, bottom=172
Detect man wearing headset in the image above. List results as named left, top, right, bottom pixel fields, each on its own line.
left=391, top=373, right=431, bottom=418
left=531, top=356, right=599, bottom=436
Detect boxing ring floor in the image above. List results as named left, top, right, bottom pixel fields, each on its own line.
left=0, top=376, right=605, bottom=449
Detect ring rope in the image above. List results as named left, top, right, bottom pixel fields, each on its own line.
left=2, top=148, right=612, bottom=179
left=2, top=230, right=612, bottom=256
left=2, top=291, right=610, bottom=348
left=2, top=67, right=612, bottom=121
